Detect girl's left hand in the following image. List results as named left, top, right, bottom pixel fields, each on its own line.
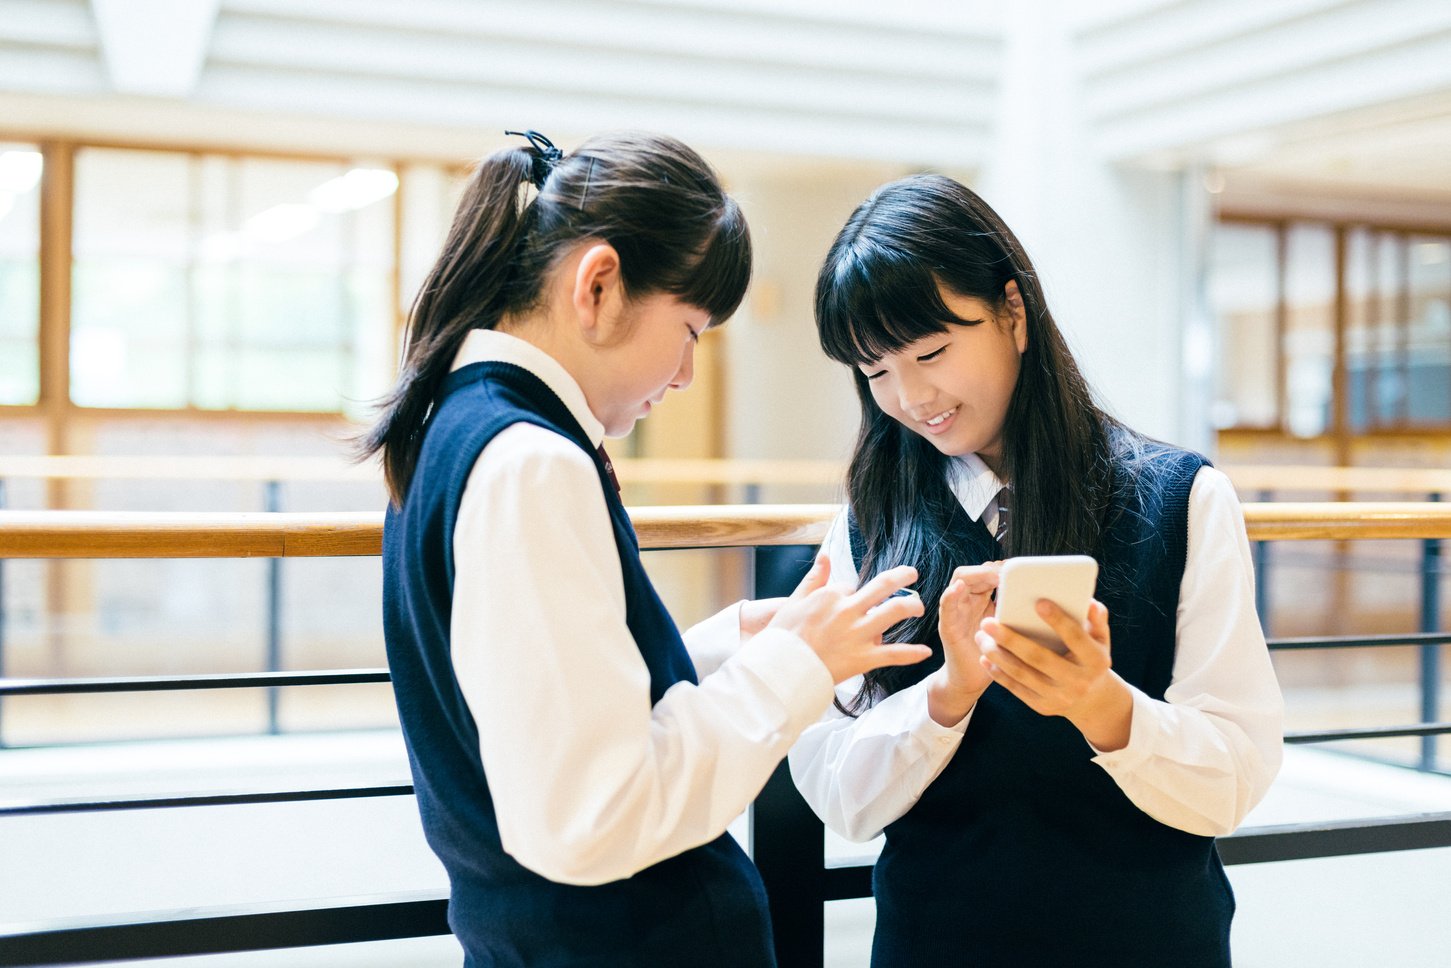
left=975, top=599, right=1133, bottom=751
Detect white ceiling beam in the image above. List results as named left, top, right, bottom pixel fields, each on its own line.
left=193, top=63, right=991, bottom=168
left=1093, top=29, right=1451, bottom=161
left=90, top=0, right=220, bottom=97
left=206, top=19, right=993, bottom=124
left=221, top=0, right=997, bottom=42
left=1073, top=0, right=1345, bottom=75
left=0, top=0, right=97, bottom=47
left=213, top=0, right=998, bottom=84
left=1083, top=0, right=1451, bottom=121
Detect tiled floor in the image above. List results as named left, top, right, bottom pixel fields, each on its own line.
left=2, top=730, right=1450, bottom=966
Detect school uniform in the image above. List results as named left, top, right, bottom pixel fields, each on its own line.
left=384, top=329, right=833, bottom=967
left=789, top=447, right=1284, bottom=967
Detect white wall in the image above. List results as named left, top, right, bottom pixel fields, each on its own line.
left=720, top=165, right=905, bottom=490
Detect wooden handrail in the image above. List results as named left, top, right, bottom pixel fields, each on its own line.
left=3, top=503, right=1451, bottom=558
left=0, top=455, right=841, bottom=487
left=1225, top=465, right=1451, bottom=494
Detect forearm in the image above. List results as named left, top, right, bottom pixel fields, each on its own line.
left=1067, top=671, right=1134, bottom=752
left=496, top=629, right=831, bottom=885
left=925, top=667, right=986, bottom=727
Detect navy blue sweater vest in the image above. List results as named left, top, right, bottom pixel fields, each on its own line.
left=382, top=361, right=774, bottom=967
left=852, top=446, right=1229, bottom=968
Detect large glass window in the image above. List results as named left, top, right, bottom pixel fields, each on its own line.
left=71, top=148, right=397, bottom=414
left=1214, top=216, right=1451, bottom=436
left=0, top=143, right=43, bottom=406
left=1282, top=224, right=1336, bottom=438
left=1407, top=234, right=1451, bottom=426
left=1345, top=230, right=1451, bottom=431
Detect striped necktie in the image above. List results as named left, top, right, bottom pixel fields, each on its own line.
left=992, top=485, right=1010, bottom=545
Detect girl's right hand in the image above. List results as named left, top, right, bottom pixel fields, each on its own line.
left=768, top=555, right=932, bottom=684
left=927, top=563, right=1000, bottom=725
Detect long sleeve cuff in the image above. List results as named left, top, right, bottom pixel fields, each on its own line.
left=1088, top=683, right=1158, bottom=769
left=727, top=627, right=835, bottom=737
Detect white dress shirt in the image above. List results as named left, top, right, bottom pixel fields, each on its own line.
left=447, top=329, right=834, bottom=886
left=789, top=451, right=1284, bottom=841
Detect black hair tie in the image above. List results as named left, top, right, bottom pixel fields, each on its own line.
left=504, top=129, right=563, bottom=189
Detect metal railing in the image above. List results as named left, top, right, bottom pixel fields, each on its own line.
left=2, top=503, right=1451, bottom=966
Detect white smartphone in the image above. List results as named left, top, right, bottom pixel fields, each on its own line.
left=993, top=555, right=1099, bottom=654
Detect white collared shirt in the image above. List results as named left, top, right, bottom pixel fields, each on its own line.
left=446, top=328, right=834, bottom=886
left=789, top=451, right=1285, bottom=841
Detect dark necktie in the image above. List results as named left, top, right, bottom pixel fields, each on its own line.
left=596, top=443, right=621, bottom=495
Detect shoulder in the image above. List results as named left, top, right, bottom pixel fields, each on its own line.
left=1186, top=464, right=1248, bottom=539
left=1107, top=431, right=1209, bottom=498
left=469, top=422, right=597, bottom=493
left=454, top=424, right=612, bottom=556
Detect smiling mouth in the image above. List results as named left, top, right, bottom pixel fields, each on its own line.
left=924, top=407, right=958, bottom=427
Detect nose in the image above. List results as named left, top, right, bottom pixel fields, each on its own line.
left=671, top=341, right=695, bottom=391
left=895, top=369, right=932, bottom=416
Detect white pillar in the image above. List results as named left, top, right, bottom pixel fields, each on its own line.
left=976, top=0, right=1210, bottom=451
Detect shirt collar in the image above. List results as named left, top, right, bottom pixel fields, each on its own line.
left=948, top=451, right=1006, bottom=523
left=450, top=329, right=606, bottom=447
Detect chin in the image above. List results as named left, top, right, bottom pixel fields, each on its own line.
left=605, top=418, right=639, bottom=439
left=918, top=432, right=962, bottom=455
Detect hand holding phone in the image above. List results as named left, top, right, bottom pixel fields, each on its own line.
left=993, top=555, right=1098, bottom=655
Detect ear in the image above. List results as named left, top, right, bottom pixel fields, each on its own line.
left=571, top=243, right=624, bottom=342
left=1004, top=279, right=1028, bottom=354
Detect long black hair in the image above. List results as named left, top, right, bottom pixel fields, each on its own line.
left=361, top=131, right=751, bottom=505
left=816, top=174, right=1127, bottom=711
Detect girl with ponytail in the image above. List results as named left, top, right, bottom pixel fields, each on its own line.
left=788, top=174, right=1284, bottom=967
left=366, top=132, right=928, bottom=967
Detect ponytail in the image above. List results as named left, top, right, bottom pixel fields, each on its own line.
left=361, top=147, right=537, bottom=504
left=360, top=132, right=751, bottom=505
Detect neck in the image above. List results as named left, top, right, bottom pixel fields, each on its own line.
left=496, top=309, right=612, bottom=435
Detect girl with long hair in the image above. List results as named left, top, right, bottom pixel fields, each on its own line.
left=789, top=174, right=1283, bottom=967
left=365, top=131, right=929, bottom=966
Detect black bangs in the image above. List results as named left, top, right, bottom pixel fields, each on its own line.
left=672, top=197, right=752, bottom=326
left=817, top=239, right=974, bottom=367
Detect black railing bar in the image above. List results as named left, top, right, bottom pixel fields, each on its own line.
left=0, top=890, right=450, bottom=967
left=818, top=808, right=1451, bottom=899
left=823, top=864, right=873, bottom=902
left=1285, top=722, right=1451, bottom=744
left=1268, top=632, right=1451, bottom=650
left=0, top=784, right=414, bottom=817
left=1249, top=552, right=1451, bottom=575
left=7, top=813, right=1451, bottom=966
left=1217, top=811, right=1451, bottom=865
left=0, top=668, right=390, bottom=697
left=4, top=635, right=1447, bottom=697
